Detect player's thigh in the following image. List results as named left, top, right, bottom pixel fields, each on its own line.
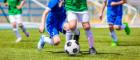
left=107, top=14, right=116, bottom=25
left=46, top=25, right=59, bottom=38
left=78, top=11, right=90, bottom=23
left=15, top=14, right=23, bottom=24
left=114, top=15, right=123, bottom=29
left=66, top=11, right=78, bottom=30
left=9, top=15, right=16, bottom=23
left=78, top=11, right=90, bottom=29
left=9, top=15, right=17, bottom=27
left=114, top=15, right=122, bottom=26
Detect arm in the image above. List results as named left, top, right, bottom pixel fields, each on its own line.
left=39, top=10, right=49, bottom=33
left=59, top=0, right=64, bottom=7
left=17, top=0, right=25, bottom=9
left=39, top=0, right=58, bottom=33
left=99, top=0, right=107, bottom=20
left=111, top=0, right=127, bottom=6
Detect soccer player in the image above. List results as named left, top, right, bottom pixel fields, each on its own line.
left=100, top=0, right=131, bottom=46
left=37, top=0, right=80, bottom=49
left=4, top=0, right=29, bottom=43
left=64, top=0, right=96, bottom=54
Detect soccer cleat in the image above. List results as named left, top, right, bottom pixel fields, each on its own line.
left=37, top=35, right=45, bottom=49
left=89, top=47, right=97, bottom=55
left=15, top=37, right=22, bottom=43
left=25, top=32, right=30, bottom=37
left=111, top=41, right=118, bottom=47
left=124, top=23, right=131, bottom=35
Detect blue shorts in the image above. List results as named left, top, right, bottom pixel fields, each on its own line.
left=45, top=13, right=66, bottom=38
left=107, top=7, right=123, bottom=26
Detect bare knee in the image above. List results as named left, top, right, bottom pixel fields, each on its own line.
left=82, top=22, right=90, bottom=30
left=12, top=22, right=17, bottom=28
left=18, top=23, right=23, bottom=27
left=114, top=25, right=121, bottom=30
left=69, top=20, right=77, bottom=31
left=109, top=24, right=114, bottom=31
left=53, top=36, right=61, bottom=45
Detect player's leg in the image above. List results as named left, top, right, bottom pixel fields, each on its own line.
left=79, top=11, right=96, bottom=54
left=114, top=16, right=131, bottom=35
left=66, top=11, right=80, bottom=41
left=107, top=15, right=118, bottom=46
left=73, top=28, right=80, bottom=42
left=63, top=21, right=80, bottom=42
left=109, top=24, right=118, bottom=46
left=37, top=28, right=60, bottom=49
left=16, top=15, right=29, bottom=37
left=63, top=22, right=72, bottom=41
left=37, top=16, right=60, bottom=49
left=9, top=15, right=22, bottom=43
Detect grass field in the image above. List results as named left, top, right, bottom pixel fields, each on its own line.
left=0, top=28, right=140, bottom=60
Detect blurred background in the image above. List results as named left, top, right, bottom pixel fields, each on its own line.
left=0, top=0, right=140, bottom=29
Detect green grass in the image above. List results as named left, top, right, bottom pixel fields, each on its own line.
left=0, top=28, right=140, bottom=60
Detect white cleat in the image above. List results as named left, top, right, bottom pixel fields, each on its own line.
left=37, top=35, right=45, bottom=50
left=15, top=37, right=22, bottom=43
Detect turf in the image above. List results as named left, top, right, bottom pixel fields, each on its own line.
left=0, top=28, right=140, bottom=60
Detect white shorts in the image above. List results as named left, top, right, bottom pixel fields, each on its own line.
left=66, top=11, right=90, bottom=22
left=9, top=14, right=22, bottom=24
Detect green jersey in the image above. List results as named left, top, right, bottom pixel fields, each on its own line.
left=5, top=0, right=22, bottom=15
left=65, top=0, right=88, bottom=11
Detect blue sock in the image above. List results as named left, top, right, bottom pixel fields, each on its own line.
left=110, top=31, right=118, bottom=42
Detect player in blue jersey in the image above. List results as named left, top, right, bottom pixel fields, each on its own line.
left=37, top=0, right=80, bottom=49
left=100, top=0, right=130, bottom=46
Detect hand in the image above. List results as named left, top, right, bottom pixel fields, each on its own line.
left=16, top=6, right=22, bottom=9
left=99, top=13, right=103, bottom=20
left=111, top=2, right=116, bottom=6
left=39, top=23, right=45, bottom=33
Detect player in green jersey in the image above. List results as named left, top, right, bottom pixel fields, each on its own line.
left=65, top=0, right=96, bottom=55
left=4, top=0, right=29, bottom=43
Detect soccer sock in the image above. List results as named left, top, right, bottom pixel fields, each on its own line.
left=13, top=28, right=21, bottom=38
left=43, top=36, right=54, bottom=45
left=86, top=29, right=94, bottom=48
left=110, top=30, right=118, bottom=42
left=120, top=24, right=126, bottom=30
left=20, top=25, right=27, bottom=33
left=66, top=30, right=73, bottom=41
left=73, top=29, right=80, bottom=42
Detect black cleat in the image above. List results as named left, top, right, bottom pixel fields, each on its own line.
left=89, top=47, right=97, bottom=55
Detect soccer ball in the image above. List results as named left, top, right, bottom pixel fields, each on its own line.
left=64, top=40, right=80, bottom=55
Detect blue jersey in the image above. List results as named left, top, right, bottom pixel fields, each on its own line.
left=45, top=0, right=66, bottom=38
left=106, top=0, right=123, bottom=16
left=105, top=0, right=123, bottom=26
left=47, top=0, right=66, bottom=17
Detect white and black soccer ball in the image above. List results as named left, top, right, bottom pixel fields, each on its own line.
left=64, top=40, right=80, bottom=55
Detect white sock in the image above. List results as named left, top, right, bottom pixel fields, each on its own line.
left=121, top=24, right=126, bottom=30
left=13, top=28, right=21, bottom=38
left=43, top=36, right=54, bottom=45
left=74, top=28, right=80, bottom=35
left=66, top=30, right=73, bottom=41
